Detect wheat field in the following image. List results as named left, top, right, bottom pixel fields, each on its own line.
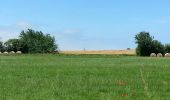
left=60, top=49, right=136, bottom=55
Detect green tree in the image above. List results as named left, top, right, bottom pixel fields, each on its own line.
left=19, top=29, right=57, bottom=53
left=4, top=39, right=21, bottom=52
left=165, top=44, right=170, bottom=53
left=0, top=41, right=4, bottom=52
left=135, top=32, right=153, bottom=56
left=135, top=31, right=164, bottom=56
left=151, top=40, right=165, bottom=54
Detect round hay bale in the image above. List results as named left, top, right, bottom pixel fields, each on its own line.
left=9, top=51, right=15, bottom=54
left=0, top=52, right=2, bottom=54
left=3, top=52, right=8, bottom=54
left=16, top=51, right=22, bottom=54
left=165, top=53, right=170, bottom=57
left=157, top=53, right=163, bottom=57
left=150, top=53, right=156, bottom=57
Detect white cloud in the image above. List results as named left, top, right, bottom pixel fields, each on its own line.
left=0, top=30, right=18, bottom=42
left=53, top=29, right=82, bottom=39
left=62, top=29, right=81, bottom=34
left=0, top=21, right=33, bottom=42
left=16, top=21, right=32, bottom=29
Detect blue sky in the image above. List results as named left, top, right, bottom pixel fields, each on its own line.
left=0, top=0, right=170, bottom=50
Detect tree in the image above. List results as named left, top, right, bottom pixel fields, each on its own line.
left=135, top=31, right=164, bottom=56
left=4, top=39, right=21, bottom=52
left=150, top=40, right=165, bottom=54
left=165, top=44, right=170, bottom=53
left=135, top=32, right=153, bottom=56
left=19, top=29, right=57, bottom=53
left=0, top=41, right=4, bottom=52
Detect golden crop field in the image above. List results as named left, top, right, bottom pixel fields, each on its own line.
left=60, top=49, right=136, bottom=55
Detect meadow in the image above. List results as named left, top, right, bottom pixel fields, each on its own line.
left=0, top=54, right=170, bottom=100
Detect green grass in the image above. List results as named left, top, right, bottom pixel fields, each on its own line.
left=0, top=54, right=170, bottom=100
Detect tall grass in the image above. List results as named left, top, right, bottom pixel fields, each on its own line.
left=0, top=54, right=170, bottom=100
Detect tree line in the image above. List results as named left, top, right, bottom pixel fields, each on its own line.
left=135, top=31, right=170, bottom=56
left=0, top=29, right=58, bottom=53
left=0, top=29, right=168, bottom=55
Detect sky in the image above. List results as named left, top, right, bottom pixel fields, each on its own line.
left=1, top=0, right=170, bottom=50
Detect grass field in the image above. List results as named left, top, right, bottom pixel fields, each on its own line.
left=0, top=54, right=170, bottom=100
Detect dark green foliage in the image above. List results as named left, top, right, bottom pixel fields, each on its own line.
left=165, top=44, right=170, bottom=53
left=19, top=29, right=57, bottom=53
left=0, top=41, right=5, bottom=52
left=4, top=39, right=21, bottom=52
left=135, top=32, right=165, bottom=56
left=1, top=29, right=58, bottom=53
left=151, top=40, right=165, bottom=54
left=135, top=32, right=153, bottom=56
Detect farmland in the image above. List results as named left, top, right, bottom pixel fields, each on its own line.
left=0, top=54, right=170, bottom=100
left=60, top=49, right=135, bottom=55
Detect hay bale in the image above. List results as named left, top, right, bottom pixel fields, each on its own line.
left=16, top=51, right=22, bottom=54
left=150, top=53, right=156, bottom=57
left=157, top=53, right=163, bottom=57
left=0, top=52, right=2, bottom=54
left=3, top=52, right=8, bottom=54
left=165, top=53, right=170, bottom=57
left=9, top=51, right=15, bottom=54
